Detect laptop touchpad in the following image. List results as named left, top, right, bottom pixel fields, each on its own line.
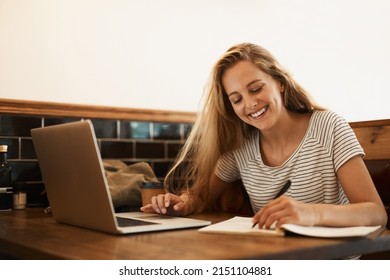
left=116, top=216, right=159, bottom=227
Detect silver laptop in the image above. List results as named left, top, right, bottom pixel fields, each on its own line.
left=31, top=120, right=210, bottom=234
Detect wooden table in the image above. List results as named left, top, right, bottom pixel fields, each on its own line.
left=1, top=208, right=389, bottom=260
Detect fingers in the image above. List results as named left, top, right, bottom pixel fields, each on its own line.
left=252, top=196, right=293, bottom=229
left=140, top=193, right=185, bottom=215
left=140, top=204, right=155, bottom=213
left=153, top=193, right=175, bottom=214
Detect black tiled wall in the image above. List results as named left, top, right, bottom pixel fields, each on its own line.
left=0, top=114, right=189, bottom=207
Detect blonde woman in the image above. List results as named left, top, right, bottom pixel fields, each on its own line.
left=141, top=43, right=387, bottom=229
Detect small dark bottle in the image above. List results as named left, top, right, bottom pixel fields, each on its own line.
left=0, top=145, right=13, bottom=210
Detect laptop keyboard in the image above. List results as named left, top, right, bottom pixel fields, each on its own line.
left=116, top=216, right=158, bottom=227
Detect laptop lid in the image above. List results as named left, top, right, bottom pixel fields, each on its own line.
left=31, top=120, right=210, bottom=234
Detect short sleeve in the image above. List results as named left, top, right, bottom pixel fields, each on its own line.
left=215, top=152, right=241, bottom=182
left=332, top=114, right=365, bottom=172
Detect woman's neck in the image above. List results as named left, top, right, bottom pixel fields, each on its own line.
left=259, top=111, right=311, bottom=166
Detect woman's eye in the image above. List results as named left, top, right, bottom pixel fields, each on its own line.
left=250, top=85, right=263, bottom=93
left=231, top=97, right=242, bottom=104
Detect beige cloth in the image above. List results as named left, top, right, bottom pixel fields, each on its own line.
left=103, top=160, right=159, bottom=208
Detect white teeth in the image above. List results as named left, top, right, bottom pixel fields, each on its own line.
left=250, top=106, right=267, bottom=118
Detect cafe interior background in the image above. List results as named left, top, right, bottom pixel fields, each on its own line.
left=0, top=0, right=389, bottom=122
left=0, top=0, right=389, bottom=211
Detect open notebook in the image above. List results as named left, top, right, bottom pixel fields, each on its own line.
left=199, top=216, right=382, bottom=238
left=31, top=120, right=210, bottom=234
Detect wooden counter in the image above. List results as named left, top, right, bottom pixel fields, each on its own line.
left=1, top=208, right=390, bottom=260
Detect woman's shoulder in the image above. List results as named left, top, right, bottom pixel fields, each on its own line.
left=311, top=109, right=347, bottom=126
left=313, top=109, right=342, bottom=119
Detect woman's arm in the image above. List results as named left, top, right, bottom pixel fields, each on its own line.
left=253, top=156, right=388, bottom=228
left=318, top=155, right=387, bottom=226
left=209, top=173, right=237, bottom=204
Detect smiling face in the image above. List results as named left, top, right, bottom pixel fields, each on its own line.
left=222, top=60, right=285, bottom=131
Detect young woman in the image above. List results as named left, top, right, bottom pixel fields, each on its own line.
left=141, top=43, right=387, bottom=229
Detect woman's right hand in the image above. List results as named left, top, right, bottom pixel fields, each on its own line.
left=140, top=192, right=192, bottom=216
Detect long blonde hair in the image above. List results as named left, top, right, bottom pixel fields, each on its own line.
left=164, top=43, right=322, bottom=212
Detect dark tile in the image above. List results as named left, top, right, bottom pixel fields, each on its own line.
left=120, top=121, right=151, bottom=139
left=135, top=142, right=165, bottom=159
left=21, top=139, right=36, bottom=159
left=100, top=141, right=133, bottom=159
left=44, top=117, right=82, bottom=127
left=90, top=119, right=118, bottom=138
left=10, top=161, right=42, bottom=182
left=0, top=115, right=42, bottom=137
left=0, top=138, right=19, bottom=159
left=167, top=142, right=183, bottom=159
left=153, top=123, right=181, bottom=140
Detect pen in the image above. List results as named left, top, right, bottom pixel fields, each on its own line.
left=274, top=180, right=291, bottom=199
left=252, top=180, right=291, bottom=228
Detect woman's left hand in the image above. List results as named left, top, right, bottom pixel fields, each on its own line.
left=252, top=196, right=319, bottom=229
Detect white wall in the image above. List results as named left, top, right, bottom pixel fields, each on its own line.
left=0, top=0, right=389, bottom=121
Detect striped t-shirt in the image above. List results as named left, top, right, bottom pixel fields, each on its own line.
left=215, top=110, right=364, bottom=213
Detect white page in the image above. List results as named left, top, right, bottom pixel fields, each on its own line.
left=281, top=223, right=382, bottom=238
left=199, top=216, right=284, bottom=236
left=199, top=216, right=382, bottom=238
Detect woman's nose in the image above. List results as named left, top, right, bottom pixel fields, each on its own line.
left=246, top=99, right=258, bottom=110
